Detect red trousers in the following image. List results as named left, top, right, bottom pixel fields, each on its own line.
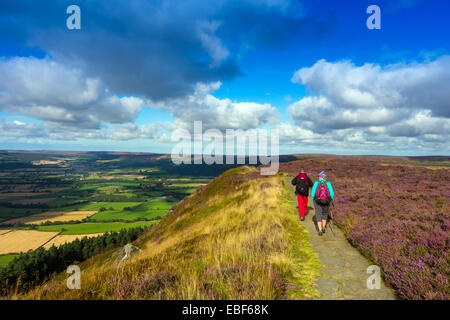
left=296, top=194, right=308, bottom=218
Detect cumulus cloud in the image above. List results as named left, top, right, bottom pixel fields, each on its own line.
left=148, top=82, right=280, bottom=130
left=274, top=122, right=326, bottom=145
left=108, top=122, right=171, bottom=142
left=288, top=57, right=450, bottom=150
left=0, top=0, right=303, bottom=146
left=197, top=20, right=230, bottom=67
left=290, top=57, right=450, bottom=119
left=0, top=57, right=278, bottom=142
left=0, top=57, right=145, bottom=129
left=0, top=118, right=173, bottom=142
left=0, top=118, right=102, bottom=140
left=0, top=0, right=305, bottom=100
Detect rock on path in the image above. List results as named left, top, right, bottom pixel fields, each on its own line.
left=285, top=176, right=396, bottom=300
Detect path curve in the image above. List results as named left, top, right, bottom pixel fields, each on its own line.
left=285, top=176, right=396, bottom=300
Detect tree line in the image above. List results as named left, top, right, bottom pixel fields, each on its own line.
left=0, top=226, right=146, bottom=296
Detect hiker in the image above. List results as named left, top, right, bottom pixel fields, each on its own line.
left=311, top=171, right=334, bottom=236
left=291, top=170, right=313, bottom=221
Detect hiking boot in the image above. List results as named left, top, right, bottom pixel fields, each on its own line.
left=318, top=231, right=322, bottom=236
left=322, top=228, right=326, bottom=234
left=300, top=217, right=305, bottom=221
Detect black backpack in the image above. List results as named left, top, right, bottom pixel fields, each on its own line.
left=295, top=177, right=309, bottom=195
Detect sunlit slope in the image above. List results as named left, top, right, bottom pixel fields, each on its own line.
left=21, top=166, right=320, bottom=300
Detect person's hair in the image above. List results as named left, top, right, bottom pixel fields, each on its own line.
left=300, top=169, right=305, bottom=173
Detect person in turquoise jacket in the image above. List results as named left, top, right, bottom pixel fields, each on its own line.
left=311, top=170, right=334, bottom=236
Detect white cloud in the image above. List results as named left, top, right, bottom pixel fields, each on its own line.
left=148, top=81, right=280, bottom=130
left=0, top=57, right=278, bottom=146
left=0, top=57, right=145, bottom=129
left=108, top=122, right=171, bottom=142
left=1, top=54, right=448, bottom=155
left=287, top=57, right=450, bottom=152
left=197, top=20, right=230, bottom=67
left=275, top=122, right=326, bottom=145
left=291, top=56, right=450, bottom=118
left=0, top=118, right=173, bottom=143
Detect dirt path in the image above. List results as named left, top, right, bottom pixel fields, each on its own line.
left=285, top=176, right=396, bottom=300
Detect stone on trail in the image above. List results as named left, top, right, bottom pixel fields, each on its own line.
left=113, top=243, right=141, bottom=265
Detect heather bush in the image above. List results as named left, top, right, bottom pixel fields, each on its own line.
left=281, top=158, right=449, bottom=299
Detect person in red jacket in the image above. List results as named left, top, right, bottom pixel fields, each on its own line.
left=291, top=170, right=313, bottom=221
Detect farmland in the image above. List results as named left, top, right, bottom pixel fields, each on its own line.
left=0, top=151, right=233, bottom=259
left=0, top=230, right=59, bottom=254
left=0, top=151, right=280, bottom=265
left=0, top=210, right=97, bottom=225
left=0, top=151, right=294, bottom=261
left=36, top=221, right=157, bottom=235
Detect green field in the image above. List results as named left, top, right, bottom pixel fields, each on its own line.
left=0, top=151, right=239, bottom=255
left=88, top=199, right=174, bottom=221
left=36, top=221, right=157, bottom=235
left=0, top=254, right=19, bottom=267
left=0, top=207, right=46, bottom=223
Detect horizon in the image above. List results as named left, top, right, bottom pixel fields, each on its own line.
left=0, top=0, right=449, bottom=156
left=2, top=148, right=448, bottom=158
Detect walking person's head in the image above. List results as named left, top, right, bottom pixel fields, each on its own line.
left=318, top=171, right=326, bottom=179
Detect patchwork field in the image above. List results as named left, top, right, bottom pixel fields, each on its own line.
left=1, top=211, right=98, bottom=225
left=87, top=200, right=173, bottom=221
left=0, top=151, right=242, bottom=270
left=36, top=221, right=157, bottom=235
left=0, top=230, right=58, bottom=254
left=43, top=233, right=103, bottom=249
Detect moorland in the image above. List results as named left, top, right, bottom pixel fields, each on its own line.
left=0, top=151, right=448, bottom=300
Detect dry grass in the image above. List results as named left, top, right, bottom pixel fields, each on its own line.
left=30, top=158, right=75, bottom=166
left=21, top=166, right=320, bottom=300
left=1, top=211, right=98, bottom=225
left=0, top=230, right=59, bottom=254
left=32, top=160, right=64, bottom=165
left=0, top=230, right=10, bottom=236
left=43, top=233, right=103, bottom=249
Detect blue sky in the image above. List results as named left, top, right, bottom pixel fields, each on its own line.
left=0, top=0, right=449, bottom=155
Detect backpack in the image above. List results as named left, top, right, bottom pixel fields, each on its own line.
left=295, top=176, right=309, bottom=195
left=315, top=181, right=331, bottom=205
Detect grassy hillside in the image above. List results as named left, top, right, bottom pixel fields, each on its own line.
left=19, top=166, right=320, bottom=300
